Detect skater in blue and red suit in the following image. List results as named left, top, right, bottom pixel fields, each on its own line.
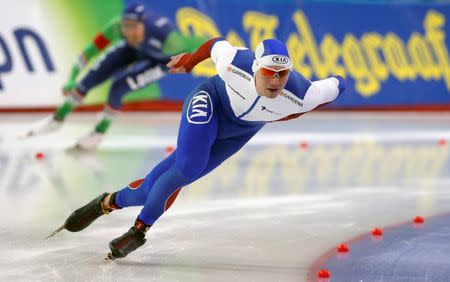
left=48, top=37, right=346, bottom=260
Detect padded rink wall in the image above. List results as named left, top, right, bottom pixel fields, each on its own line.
left=0, top=0, right=449, bottom=111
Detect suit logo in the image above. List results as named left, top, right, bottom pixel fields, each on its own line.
left=282, top=92, right=304, bottom=107
left=227, top=65, right=251, bottom=81
left=187, top=91, right=213, bottom=124
left=261, top=105, right=281, bottom=115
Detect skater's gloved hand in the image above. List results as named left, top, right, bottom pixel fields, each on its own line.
left=167, top=53, right=192, bottom=74
left=62, top=81, right=76, bottom=96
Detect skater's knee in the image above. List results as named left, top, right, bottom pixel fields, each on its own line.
left=108, top=80, right=129, bottom=109
left=128, top=178, right=147, bottom=192
left=111, top=77, right=130, bottom=95
left=115, top=178, right=148, bottom=207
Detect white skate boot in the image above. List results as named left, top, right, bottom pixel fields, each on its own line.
left=69, top=131, right=105, bottom=151
left=22, top=114, right=63, bottom=138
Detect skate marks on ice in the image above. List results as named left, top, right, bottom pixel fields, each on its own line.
left=1, top=112, right=450, bottom=281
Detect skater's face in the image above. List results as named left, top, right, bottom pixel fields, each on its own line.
left=255, top=65, right=290, bottom=98
left=121, top=19, right=145, bottom=47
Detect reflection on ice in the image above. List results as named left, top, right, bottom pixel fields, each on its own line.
left=0, top=112, right=450, bottom=281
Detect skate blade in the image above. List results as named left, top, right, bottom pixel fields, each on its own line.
left=104, top=253, right=116, bottom=261
left=65, top=143, right=84, bottom=153
left=65, top=143, right=96, bottom=154
left=65, top=144, right=92, bottom=155
left=45, top=225, right=65, bottom=240
left=17, top=131, right=34, bottom=140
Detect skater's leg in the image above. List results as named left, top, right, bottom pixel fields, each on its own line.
left=197, top=132, right=261, bottom=176
left=26, top=42, right=135, bottom=138
left=114, top=152, right=176, bottom=207
left=136, top=137, right=257, bottom=224
left=49, top=131, right=260, bottom=239
left=94, top=61, right=153, bottom=133
left=94, top=105, right=118, bottom=134
left=105, top=123, right=262, bottom=259
left=115, top=91, right=262, bottom=218
left=71, top=105, right=120, bottom=150
left=106, top=88, right=218, bottom=259
left=99, top=61, right=165, bottom=132
left=137, top=89, right=219, bottom=225
left=74, top=61, right=165, bottom=150
left=106, top=82, right=266, bottom=259
left=55, top=41, right=135, bottom=122
left=113, top=85, right=218, bottom=208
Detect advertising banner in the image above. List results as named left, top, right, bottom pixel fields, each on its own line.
left=1, top=0, right=449, bottom=109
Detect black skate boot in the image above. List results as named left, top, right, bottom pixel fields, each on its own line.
left=46, top=192, right=121, bottom=239
left=105, top=217, right=151, bottom=261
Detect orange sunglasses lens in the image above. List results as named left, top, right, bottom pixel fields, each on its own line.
left=260, top=67, right=290, bottom=78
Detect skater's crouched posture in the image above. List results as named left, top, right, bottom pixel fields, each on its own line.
left=48, top=37, right=346, bottom=260
left=25, top=3, right=205, bottom=150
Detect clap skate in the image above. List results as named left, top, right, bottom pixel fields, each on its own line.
left=104, top=217, right=151, bottom=261
left=46, top=192, right=117, bottom=239
left=21, top=114, right=62, bottom=138
left=66, top=131, right=105, bottom=152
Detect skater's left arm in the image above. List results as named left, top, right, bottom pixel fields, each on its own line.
left=302, top=75, right=346, bottom=111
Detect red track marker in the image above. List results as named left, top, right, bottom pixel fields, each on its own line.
left=337, top=244, right=349, bottom=253
left=317, top=269, right=331, bottom=279
left=35, top=152, right=45, bottom=160
left=166, top=146, right=175, bottom=154
left=299, top=142, right=309, bottom=150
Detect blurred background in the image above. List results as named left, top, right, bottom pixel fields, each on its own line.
left=1, top=1, right=450, bottom=281
left=1, top=0, right=449, bottom=111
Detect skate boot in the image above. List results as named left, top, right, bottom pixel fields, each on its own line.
left=22, top=114, right=63, bottom=138
left=105, top=217, right=151, bottom=261
left=68, top=131, right=105, bottom=152
left=46, top=192, right=121, bottom=239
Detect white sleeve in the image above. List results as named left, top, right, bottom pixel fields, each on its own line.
left=302, top=77, right=340, bottom=111
left=210, top=40, right=238, bottom=79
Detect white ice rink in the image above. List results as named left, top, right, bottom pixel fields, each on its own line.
left=0, top=112, right=449, bottom=282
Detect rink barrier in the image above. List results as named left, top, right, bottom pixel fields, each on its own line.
left=2, top=101, right=450, bottom=113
